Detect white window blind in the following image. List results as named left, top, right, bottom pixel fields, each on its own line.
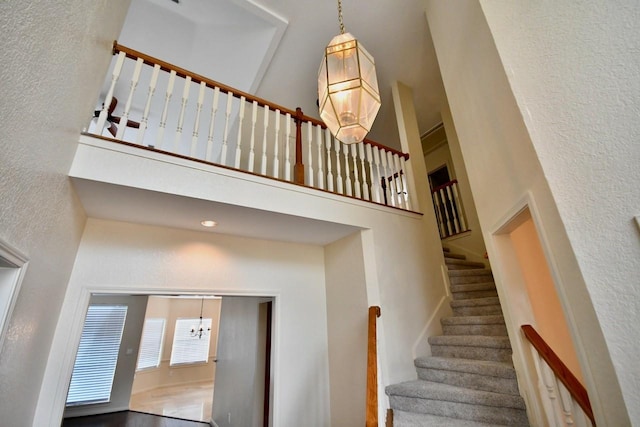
left=136, top=318, right=165, bottom=370
left=66, top=305, right=128, bottom=406
left=170, top=318, right=212, bottom=366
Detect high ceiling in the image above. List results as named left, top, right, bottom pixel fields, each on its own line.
left=118, top=0, right=446, bottom=150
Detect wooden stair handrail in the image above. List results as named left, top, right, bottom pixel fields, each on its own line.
left=431, top=179, right=459, bottom=194
left=112, top=42, right=409, bottom=160
left=521, top=324, right=596, bottom=425
left=367, top=306, right=381, bottom=427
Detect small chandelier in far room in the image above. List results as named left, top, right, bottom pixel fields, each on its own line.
left=318, top=0, right=381, bottom=144
left=190, top=297, right=211, bottom=339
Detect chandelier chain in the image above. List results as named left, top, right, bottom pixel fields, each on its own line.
left=337, top=0, right=345, bottom=34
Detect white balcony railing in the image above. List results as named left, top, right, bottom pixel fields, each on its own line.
left=87, top=43, right=415, bottom=211
left=431, top=179, right=468, bottom=238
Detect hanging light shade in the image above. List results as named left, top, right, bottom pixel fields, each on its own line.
left=318, top=1, right=381, bottom=144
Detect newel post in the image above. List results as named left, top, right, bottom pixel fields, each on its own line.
left=366, top=306, right=382, bottom=427
left=294, top=107, right=305, bottom=185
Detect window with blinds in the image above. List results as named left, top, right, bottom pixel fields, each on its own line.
left=65, top=305, right=128, bottom=406
left=136, top=318, right=165, bottom=370
left=170, top=317, right=212, bottom=366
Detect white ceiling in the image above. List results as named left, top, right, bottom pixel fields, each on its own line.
left=117, top=0, right=446, bottom=150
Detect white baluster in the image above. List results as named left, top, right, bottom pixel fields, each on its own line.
left=284, top=113, right=292, bottom=181
left=137, top=64, right=160, bottom=146
left=206, top=87, right=220, bottom=162
left=173, top=76, right=191, bottom=152
left=557, top=380, right=577, bottom=426
left=316, top=125, right=324, bottom=189
left=307, top=123, right=314, bottom=187
left=380, top=150, right=393, bottom=206
left=541, top=359, right=565, bottom=427
left=325, top=129, right=334, bottom=192
left=401, top=156, right=413, bottom=210
left=249, top=100, right=258, bottom=172
left=156, top=69, right=177, bottom=149
left=234, top=96, right=246, bottom=169
left=190, top=81, right=207, bottom=157
left=96, top=51, right=126, bottom=134
left=343, top=142, right=352, bottom=196
left=451, top=181, right=466, bottom=231
left=335, top=139, right=344, bottom=194
left=350, top=144, right=361, bottom=198
left=261, top=105, right=269, bottom=175
left=393, top=154, right=408, bottom=209
left=359, top=143, right=369, bottom=201
left=446, top=185, right=460, bottom=233
left=272, top=110, right=281, bottom=178
left=371, top=146, right=382, bottom=203
left=432, top=192, right=446, bottom=238
left=386, top=151, right=399, bottom=207
left=220, top=91, right=233, bottom=165
left=115, top=57, right=143, bottom=141
left=439, top=188, right=453, bottom=235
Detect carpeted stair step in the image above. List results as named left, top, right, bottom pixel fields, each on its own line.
left=444, top=252, right=467, bottom=260
left=415, top=357, right=519, bottom=395
left=386, top=380, right=529, bottom=425
left=393, top=410, right=506, bottom=427
left=451, top=297, right=503, bottom=316
left=445, top=258, right=487, bottom=270
left=448, top=269, right=494, bottom=285
left=441, top=315, right=507, bottom=336
left=442, top=247, right=451, bottom=253
left=450, top=282, right=498, bottom=300
left=429, top=335, right=512, bottom=363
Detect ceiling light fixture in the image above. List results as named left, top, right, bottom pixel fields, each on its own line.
left=190, top=297, right=211, bottom=339
left=318, top=0, right=381, bottom=144
left=200, top=220, right=217, bottom=228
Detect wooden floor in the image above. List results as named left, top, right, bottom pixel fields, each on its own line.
left=61, top=410, right=210, bottom=427
left=129, top=381, right=214, bottom=422
left=62, top=382, right=214, bottom=427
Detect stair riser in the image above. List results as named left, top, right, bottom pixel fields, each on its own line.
left=444, top=253, right=466, bottom=260
left=451, top=290, right=498, bottom=300
left=389, top=396, right=529, bottom=426
left=452, top=305, right=503, bottom=316
left=431, top=345, right=512, bottom=363
left=416, top=368, right=520, bottom=395
left=442, top=323, right=508, bottom=336
left=449, top=283, right=496, bottom=293
left=446, top=264, right=485, bottom=270
left=449, top=275, right=494, bottom=285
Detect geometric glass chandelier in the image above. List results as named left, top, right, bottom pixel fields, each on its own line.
left=318, top=0, right=381, bottom=144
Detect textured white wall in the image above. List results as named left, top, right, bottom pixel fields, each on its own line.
left=0, top=1, right=130, bottom=425
left=478, top=2, right=640, bottom=421
left=41, top=219, right=330, bottom=426
left=424, top=1, right=632, bottom=424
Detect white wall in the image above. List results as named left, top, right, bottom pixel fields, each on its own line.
left=424, top=1, right=632, bottom=424
left=478, top=2, right=640, bottom=422
left=0, top=1, right=131, bottom=425
left=37, top=218, right=331, bottom=426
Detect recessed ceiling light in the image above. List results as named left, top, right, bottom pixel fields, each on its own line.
left=200, top=220, right=217, bottom=228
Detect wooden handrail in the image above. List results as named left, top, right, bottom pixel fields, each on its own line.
left=112, top=42, right=409, bottom=160
left=521, top=324, right=595, bottom=425
left=366, top=306, right=381, bottom=427
left=431, top=179, right=459, bottom=194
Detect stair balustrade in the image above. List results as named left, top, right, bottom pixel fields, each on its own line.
left=431, top=179, right=468, bottom=238
left=86, top=42, right=413, bottom=210
left=522, top=324, right=595, bottom=427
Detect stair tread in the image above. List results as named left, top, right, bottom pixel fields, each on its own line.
left=386, top=380, right=526, bottom=409
left=446, top=259, right=486, bottom=268
left=448, top=268, right=493, bottom=277
left=429, top=335, right=511, bottom=348
left=415, top=357, right=516, bottom=378
left=450, top=282, right=496, bottom=292
left=444, top=252, right=467, bottom=260
left=441, top=315, right=505, bottom=325
left=450, top=297, right=501, bottom=307
left=393, top=410, right=507, bottom=427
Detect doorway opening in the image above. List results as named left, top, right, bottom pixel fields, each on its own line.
left=61, top=293, right=274, bottom=427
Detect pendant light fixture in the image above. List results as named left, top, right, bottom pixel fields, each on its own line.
left=318, top=0, right=381, bottom=144
left=190, top=297, right=211, bottom=339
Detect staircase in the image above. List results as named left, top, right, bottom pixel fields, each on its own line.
left=386, top=248, right=529, bottom=426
